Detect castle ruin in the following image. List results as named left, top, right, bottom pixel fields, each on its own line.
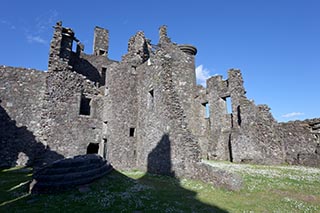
left=0, top=21, right=319, bottom=182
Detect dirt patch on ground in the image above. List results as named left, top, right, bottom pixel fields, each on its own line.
left=272, top=189, right=320, bottom=204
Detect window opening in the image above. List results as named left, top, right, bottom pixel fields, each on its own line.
left=103, top=139, right=107, bottom=158
left=202, top=102, right=210, bottom=118
left=148, top=89, right=154, bottom=109
left=237, top=105, right=242, bottom=126
left=72, top=40, right=77, bottom=52
left=222, top=97, right=232, bottom=114
left=101, top=67, right=107, bottom=86
left=149, top=89, right=154, bottom=98
left=99, top=49, right=106, bottom=56
left=129, top=128, right=135, bottom=137
left=228, top=134, right=233, bottom=162
left=80, top=96, right=91, bottom=116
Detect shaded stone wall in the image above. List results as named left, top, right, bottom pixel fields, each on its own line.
left=39, top=22, right=107, bottom=161
left=0, top=66, right=47, bottom=166
left=105, top=61, right=139, bottom=169
left=102, top=31, right=150, bottom=170
left=0, top=66, right=46, bottom=132
left=0, top=22, right=113, bottom=166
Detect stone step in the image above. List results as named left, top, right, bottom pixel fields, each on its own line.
left=34, top=165, right=113, bottom=189
left=35, top=159, right=106, bottom=175
left=35, top=163, right=111, bottom=182
left=30, top=154, right=113, bottom=194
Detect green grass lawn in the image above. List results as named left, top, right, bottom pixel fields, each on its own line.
left=1, top=161, right=319, bottom=212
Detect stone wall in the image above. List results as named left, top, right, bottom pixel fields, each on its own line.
left=39, top=22, right=108, bottom=162
left=202, top=68, right=318, bottom=167
left=278, top=119, right=320, bottom=167
left=0, top=66, right=48, bottom=167
left=93, top=27, right=109, bottom=57
left=136, top=48, right=200, bottom=176
left=104, top=27, right=202, bottom=177
left=232, top=102, right=284, bottom=164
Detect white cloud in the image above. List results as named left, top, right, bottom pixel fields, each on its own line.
left=0, top=19, right=16, bottom=30
left=26, top=35, right=47, bottom=44
left=281, top=112, right=304, bottom=118
left=35, top=10, right=58, bottom=34
left=24, top=10, right=58, bottom=45
left=196, top=65, right=211, bottom=87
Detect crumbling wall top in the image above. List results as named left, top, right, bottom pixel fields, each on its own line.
left=122, top=31, right=150, bottom=64
left=159, top=25, right=171, bottom=44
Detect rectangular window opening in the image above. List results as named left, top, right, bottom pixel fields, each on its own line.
left=129, top=128, right=135, bottom=137
left=79, top=96, right=91, bottom=116
left=222, top=97, right=232, bottom=114
left=72, top=40, right=77, bottom=52
left=202, top=102, right=210, bottom=118
left=101, top=67, right=107, bottom=86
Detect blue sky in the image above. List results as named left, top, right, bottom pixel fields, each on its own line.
left=0, top=0, right=319, bottom=122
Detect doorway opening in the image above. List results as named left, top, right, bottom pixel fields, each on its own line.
left=87, top=143, right=99, bottom=154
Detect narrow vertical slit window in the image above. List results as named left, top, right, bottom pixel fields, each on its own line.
left=148, top=89, right=154, bottom=109
left=103, top=139, right=107, bottom=159
left=228, top=134, right=233, bottom=162
left=237, top=105, right=242, bottom=126
left=129, top=128, right=135, bottom=137
left=101, top=67, right=107, bottom=86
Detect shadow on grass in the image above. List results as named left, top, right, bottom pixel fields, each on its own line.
left=0, top=134, right=228, bottom=212
left=0, top=168, right=227, bottom=212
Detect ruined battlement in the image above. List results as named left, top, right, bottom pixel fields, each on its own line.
left=0, top=21, right=319, bottom=187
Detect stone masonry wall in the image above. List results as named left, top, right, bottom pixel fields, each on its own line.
left=232, top=102, right=285, bottom=164
left=204, top=70, right=285, bottom=164
left=0, top=66, right=47, bottom=166
left=39, top=22, right=106, bottom=162
left=134, top=27, right=201, bottom=177
left=203, top=68, right=318, bottom=167
left=278, top=119, right=320, bottom=167
left=105, top=60, right=139, bottom=170
left=93, top=27, right=109, bottom=57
